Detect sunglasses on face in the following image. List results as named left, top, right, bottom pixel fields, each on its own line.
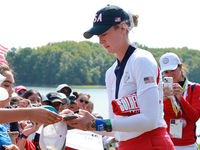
left=78, top=99, right=89, bottom=104
left=18, top=91, right=25, bottom=95
left=61, top=103, right=69, bottom=105
left=60, top=90, right=70, bottom=96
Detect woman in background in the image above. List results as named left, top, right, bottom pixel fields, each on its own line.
left=159, top=52, right=200, bottom=150
left=76, top=93, right=90, bottom=110
left=23, top=89, right=42, bottom=104
left=86, top=101, right=94, bottom=113
left=0, top=63, right=42, bottom=150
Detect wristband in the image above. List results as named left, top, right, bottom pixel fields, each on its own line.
left=106, top=119, right=112, bottom=132
left=95, top=119, right=106, bottom=131
left=20, top=133, right=28, bottom=139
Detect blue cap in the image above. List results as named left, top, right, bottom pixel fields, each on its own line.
left=84, top=5, right=129, bottom=39
left=40, top=105, right=59, bottom=114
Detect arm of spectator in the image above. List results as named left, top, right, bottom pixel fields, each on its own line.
left=180, top=84, right=200, bottom=122
left=0, top=108, right=62, bottom=124
left=17, top=121, right=41, bottom=150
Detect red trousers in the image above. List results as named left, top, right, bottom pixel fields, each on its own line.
left=65, top=147, right=76, bottom=150
left=118, top=127, right=175, bottom=150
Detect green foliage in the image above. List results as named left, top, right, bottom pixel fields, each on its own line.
left=6, top=41, right=116, bottom=86
left=5, top=41, right=200, bottom=86
left=138, top=46, right=200, bottom=83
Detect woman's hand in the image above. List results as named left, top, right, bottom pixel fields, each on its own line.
left=28, top=107, right=63, bottom=124
left=62, top=109, right=96, bottom=131
left=173, top=83, right=183, bottom=101
left=2, top=144, right=19, bottom=150
left=59, top=108, right=73, bottom=115
left=163, top=86, right=173, bottom=101
left=18, top=120, right=29, bottom=133
left=22, top=121, right=42, bottom=136
left=18, top=99, right=31, bottom=108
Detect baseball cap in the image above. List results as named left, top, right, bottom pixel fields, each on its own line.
left=0, top=74, right=8, bottom=101
left=41, top=95, right=51, bottom=102
left=159, top=52, right=181, bottom=73
left=0, top=87, right=9, bottom=101
left=0, top=56, right=8, bottom=66
left=83, top=5, right=129, bottom=39
left=46, top=92, right=62, bottom=103
left=15, top=85, right=27, bottom=93
left=56, top=84, right=72, bottom=94
left=58, top=93, right=71, bottom=103
left=0, top=74, right=6, bottom=85
left=39, top=114, right=67, bottom=150
left=40, top=105, right=58, bottom=114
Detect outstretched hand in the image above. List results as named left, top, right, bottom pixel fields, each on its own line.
left=62, top=109, right=96, bottom=131
left=28, top=107, right=63, bottom=124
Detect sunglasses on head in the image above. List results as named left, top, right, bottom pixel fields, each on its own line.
left=78, top=99, right=89, bottom=104
left=60, top=90, right=70, bottom=96
left=18, top=91, right=25, bottom=95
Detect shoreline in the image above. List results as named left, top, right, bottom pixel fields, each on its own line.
left=18, top=85, right=106, bottom=89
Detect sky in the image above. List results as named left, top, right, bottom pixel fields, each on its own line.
left=1, top=0, right=200, bottom=50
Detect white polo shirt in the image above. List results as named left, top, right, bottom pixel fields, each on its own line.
left=105, top=46, right=166, bottom=141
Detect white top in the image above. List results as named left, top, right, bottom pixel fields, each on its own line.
left=105, top=46, right=166, bottom=141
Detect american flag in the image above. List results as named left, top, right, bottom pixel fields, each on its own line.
left=0, top=44, right=9, bottom=56
left=115, top=17, right=121, bottom=22
left=144, top=76, right=154, bottom=84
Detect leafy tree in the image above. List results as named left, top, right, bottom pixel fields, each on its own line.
left=5, top=41, right=200, bottom=86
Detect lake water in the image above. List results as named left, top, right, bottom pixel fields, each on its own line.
left=26, top=86, right=200, bottom=143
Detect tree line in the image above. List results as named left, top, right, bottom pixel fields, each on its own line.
left=5, top=41, right=200, bottom=86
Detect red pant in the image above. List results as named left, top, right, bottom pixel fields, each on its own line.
left=118, top=127, right=175, bottom=150
left=65, top=147, right=76, bottom=150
